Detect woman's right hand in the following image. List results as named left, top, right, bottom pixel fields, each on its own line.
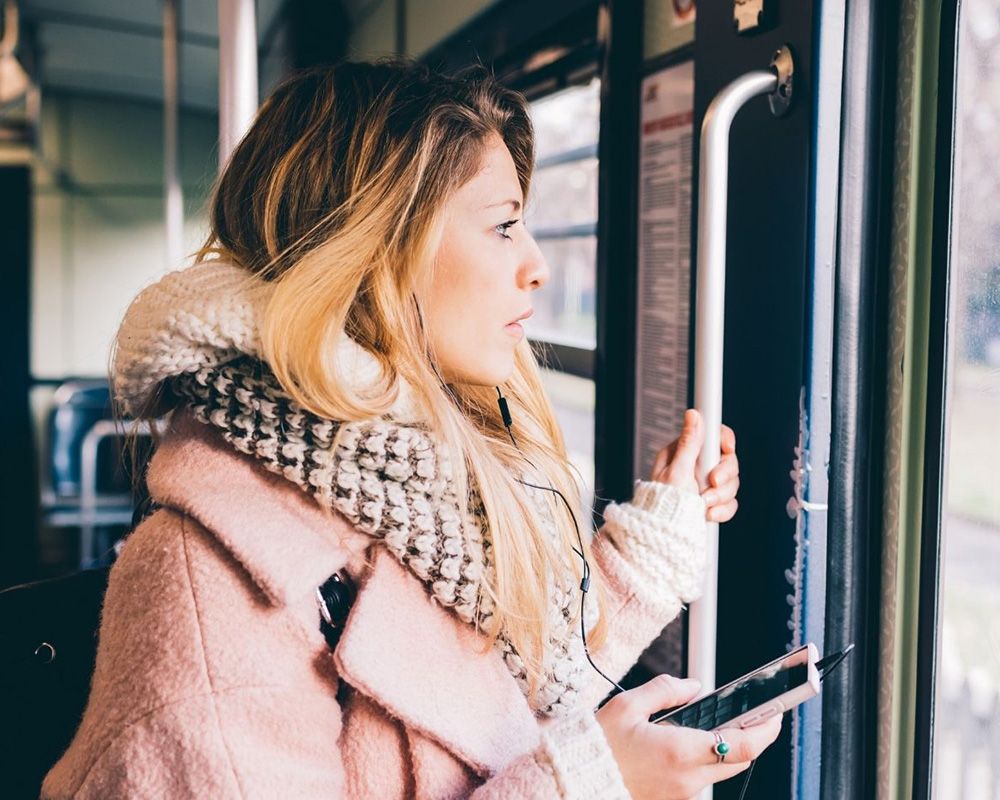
left=595, top=674, right=782, bottom=800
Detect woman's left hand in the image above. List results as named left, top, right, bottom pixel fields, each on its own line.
left=649, top=409, right=741, bottom=523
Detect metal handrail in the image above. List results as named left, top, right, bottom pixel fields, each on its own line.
left=688, top=48, right=793, bottom=800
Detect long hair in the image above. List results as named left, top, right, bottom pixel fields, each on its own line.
left=195, top=57, right=607, bottom=691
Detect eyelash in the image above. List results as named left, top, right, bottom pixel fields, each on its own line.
left=495, top=219, right=519, bottom=241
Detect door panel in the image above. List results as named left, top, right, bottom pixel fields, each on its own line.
left=691, top=5, right=820, bottom=798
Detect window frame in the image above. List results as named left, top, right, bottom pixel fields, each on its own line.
left=913, top=0, right=961, bottom=797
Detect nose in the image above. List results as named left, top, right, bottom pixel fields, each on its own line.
left=519, top=232, right=550, bottom=291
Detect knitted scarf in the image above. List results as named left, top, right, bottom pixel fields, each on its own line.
left=169, top=355, right=592, bottom=717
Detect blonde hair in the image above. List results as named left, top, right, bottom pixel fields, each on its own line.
left=197, top=58, right=606, bottom=691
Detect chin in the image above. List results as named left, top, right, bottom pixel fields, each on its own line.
left=455, top=357, right=515, bottom=387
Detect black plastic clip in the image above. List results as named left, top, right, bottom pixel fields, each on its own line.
left=817, top=642, right=855, bottom=682
left=317, top=572, right=356, bottom=651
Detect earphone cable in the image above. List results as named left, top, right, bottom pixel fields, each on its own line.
left=497, top=390, right=623, bottom=695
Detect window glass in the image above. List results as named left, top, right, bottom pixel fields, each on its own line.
left=530, top=236, right=598, bottom=348
left=525, top=77, right=600, bottom=350
left=932, top=1, right=1000, bottom=795
left=530, top=77, right=601, bottom=162
left=537, top=367, right=596, bottom=526
left=528, top=158, right=599, bottom=228
left=524, top=77, right=600, bottom=523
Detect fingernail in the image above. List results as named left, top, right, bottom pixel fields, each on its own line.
left=703, top=491, right=717, bottom=505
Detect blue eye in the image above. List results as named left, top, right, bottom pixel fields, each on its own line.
left=495, top=219, right=519, bottom=240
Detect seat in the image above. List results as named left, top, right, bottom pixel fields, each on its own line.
left=39, top=381, right=160, bottom=567
left=46, top=381, right=112, bottom=500
left=0, top=565, right=111, bottom=799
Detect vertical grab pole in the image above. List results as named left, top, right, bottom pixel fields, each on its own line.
left=163, top=0, right=183, bottom=269
left=218, top=0, right=258, bottom=167
left=689, top=69, right=778, bottom=800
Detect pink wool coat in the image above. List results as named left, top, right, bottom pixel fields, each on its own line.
left=42, top=412, right=707, bottom=799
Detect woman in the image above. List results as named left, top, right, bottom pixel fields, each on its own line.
left=43, top=58, right=780, bottom=799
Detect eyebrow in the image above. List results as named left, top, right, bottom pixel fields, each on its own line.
left=484, top=199, right=522, bottom=213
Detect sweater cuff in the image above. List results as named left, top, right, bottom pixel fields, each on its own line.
left=600, top=481, right=707, bottom=604
left=538, top=710, right=631, bottom=800
left=629, top=479, right=702, bottom=520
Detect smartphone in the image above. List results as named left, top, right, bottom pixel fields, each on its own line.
left=650, top=643, right=821, bottom=731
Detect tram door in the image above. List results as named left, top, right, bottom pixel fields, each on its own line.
left=683, top=5, right=842, bottom=799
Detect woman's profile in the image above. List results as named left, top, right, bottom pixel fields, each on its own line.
left=42, top=58, right=779, bottom=799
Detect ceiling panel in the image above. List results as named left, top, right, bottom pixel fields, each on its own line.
left=21, top=0, right=286, bottom=42
left=24, top=0, right=174, bottom=33
left=19, top=0, right=302, bottom=110
left=36, top=21, right=219, bottom=109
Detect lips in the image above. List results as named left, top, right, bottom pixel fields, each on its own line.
left=508, top=309, right=534, bottom=325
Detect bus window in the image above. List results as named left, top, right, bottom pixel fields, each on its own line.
left=525, top=77, right=601, bottom=516
left=932, top=0, right=1000, bottom=795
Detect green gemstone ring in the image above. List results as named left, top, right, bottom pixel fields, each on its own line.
left=712, top=731, right=730, bottom=763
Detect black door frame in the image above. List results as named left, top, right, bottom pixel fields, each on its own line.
left=0, top=166, right=37, bottom=589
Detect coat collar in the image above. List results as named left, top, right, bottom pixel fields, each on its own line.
left=146, top=409, right=540, bottom=775
left=146, top=409, right=360, bottom=607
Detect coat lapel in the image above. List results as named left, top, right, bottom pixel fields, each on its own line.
left=334, top=548, right=541, bottom=777
left=146, top=410, right=365, bottom=608
left=149, top=410, right=541, bottom=778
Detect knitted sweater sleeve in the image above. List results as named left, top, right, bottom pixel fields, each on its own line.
left=580, top=481, right=708, bottom=708
left=470, top=708, right=631, bottom=800
left=472, top=481, right=706, bottom=800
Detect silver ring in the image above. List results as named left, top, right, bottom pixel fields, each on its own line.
left=712, top=731, right=729, bottom=763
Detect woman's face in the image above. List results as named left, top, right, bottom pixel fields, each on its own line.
left=418, top=134, right=550, bottom=386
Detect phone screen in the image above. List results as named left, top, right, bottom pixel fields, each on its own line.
left=652, top=655, right=809, bottom=731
